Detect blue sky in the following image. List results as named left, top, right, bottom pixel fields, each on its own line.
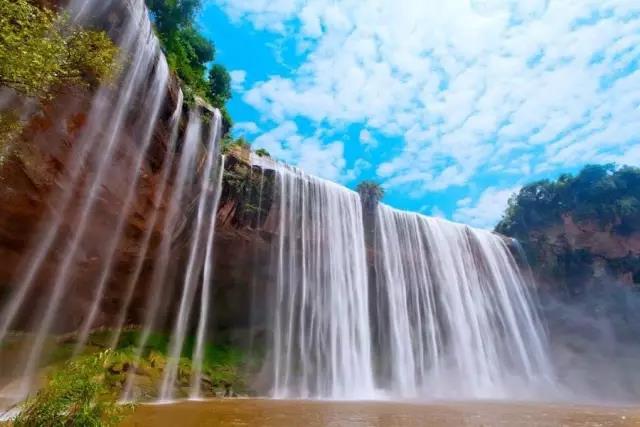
left=198, top=0, right=640, bottom=229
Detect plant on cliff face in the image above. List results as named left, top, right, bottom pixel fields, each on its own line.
left=0, top=111, right=22, bottom=157
left=0, top=0, right=120, bottom=146
left=255, top=148, right=270, bottom=158
left=357, top=180, right=385, bottom=210
left=14, top=351, right=130, bottom=427
left=0, top=0, right=120, bottom=99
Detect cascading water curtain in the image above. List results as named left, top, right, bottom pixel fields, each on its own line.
left=267, top=164, right=376, bottom=399
left=373, top=205, right=557, bottom=399
left=0, top=0, right=226, bottom=404
left=258, top=156, right=557, bottom=400
left=0, top=0, right=170, bottom=401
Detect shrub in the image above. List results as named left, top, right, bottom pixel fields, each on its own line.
left=0, top=0, right=120, bottom=99
left=254, top=148, right=270, bottom=158
left=14, top=351, right=130, bottom=427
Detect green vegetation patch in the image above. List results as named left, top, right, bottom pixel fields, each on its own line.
left=145, top=0, right=233, bottom=133
left=0, top=0, right=120, bottom=148
left=0, top=0, right=120, bottom=99
left=496, top=164, right=640, bottom=239
left=14, top=351, right=131, bottom=427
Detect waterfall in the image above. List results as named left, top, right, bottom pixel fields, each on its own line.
left=255, top=160, right=376, bottom=399
left=0, top=0, right=557, bottom=405
left=0, top=0, right=226, bottom=404
left=254, top=156, right=555, bottom=400
left=373, top=205, right=555, bottom=399
left=159, top=117, right=223, bottom=401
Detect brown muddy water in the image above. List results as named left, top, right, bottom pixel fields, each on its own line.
left=121, top=399, right=640, bottom=427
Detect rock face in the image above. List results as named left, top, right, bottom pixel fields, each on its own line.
left=515, top=214, right=640, bottom=294
left=0, top=75, right=187, bottom=330
left=0, top=97, right=273, bottom=341
left=0, top=1, right=272, bottom=337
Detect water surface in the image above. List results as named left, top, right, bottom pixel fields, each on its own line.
left=122, top=399, right=640, bottom=426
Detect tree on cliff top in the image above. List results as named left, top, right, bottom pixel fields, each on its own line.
left=357, top=181, right=385, bottom=210
left=145, top=0, right=233, bottom=132
left=209, top=64, right=231, bottom=108
left=496, top=164, right=640, bottom=238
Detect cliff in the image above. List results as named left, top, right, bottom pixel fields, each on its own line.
left=0, top=0, right=264, bottom=338
left=496, top=165, right=640, bottom=294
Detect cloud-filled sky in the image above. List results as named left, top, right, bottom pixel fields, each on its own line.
left=199, top=0, right=640, bottom=229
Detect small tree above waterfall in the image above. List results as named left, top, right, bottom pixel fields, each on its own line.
left=357, top=180, right=385, bottom=211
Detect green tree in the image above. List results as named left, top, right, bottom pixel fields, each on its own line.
left=209, top=64, right=231, bottom=108
left=145, top=0, right=234, bottom=134
left=161, top=24, right=214, bottom=94
left=357, top=180, right=385, bottom=210
left=146, top=0, right=215, bottom=101
left=146, top=0, right=201, bottom=34
left=220, top=106, right=233, bottom=136
left=496, top=164, right=640, bottom=238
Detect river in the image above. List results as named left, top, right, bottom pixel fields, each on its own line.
left=122, top=399, right=640, bottom=426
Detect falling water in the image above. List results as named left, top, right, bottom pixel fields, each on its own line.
left=373, top=206, right=555, bottom=399
left=257, top=160, right=376, bottom=399
left=107, top=88, right=184, bottom=350
left=158, top=114, right=224, bottom=401
left=0, top=0, right=160, bottom=346
left=0, top=0, right=171, bottom=400
left=0, top=0, right=558, bottom=406
left=0, top=0, right=227, bottom=405
left=190, top=153, right=226, bottom=399
left=121, top=110, right=205, bottom=402
left=253, top=156, right=555, bottom=400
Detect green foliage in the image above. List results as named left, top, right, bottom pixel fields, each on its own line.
left=160, top=25, right=213, bottom=95
left=146, top=0, right=233, bottom=132
left=221, top=155, right=275, bottom=228
left=221, top=136, right=250, bottom=154
left=113, top=330, right=170, bottom=356
left=496, top=164, right=640, bottom=238
left=208, top=64, right=231, bottom=108
left=0, top=111, right=23, bottom=152
left=255, top=148, right=270, bottom=158
left=14, top=351, right=130, bottom=427
left=146, top=0, right=201, bottom=34
left=113, top=330, right=249, bottom=392
left=0, top=0, right=120, bottom=99
left=357, top=180, right=385, bottom=210
left=220, top=106, right=233, bottom=136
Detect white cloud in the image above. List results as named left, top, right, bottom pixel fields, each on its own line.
left=252, top=121, right=348, bottom=182
left=344, top=158, right=372, bottom=182
left=229, top=69, right=247, bottom=90
left=359, top=129, right=378, bottom=150
left=453, top=186, right=520, bottom=229
left=214, top=0, right=640, bottom=198
left=430, top=206, right=446, bottom=218
left=233, top=121, right=260, bottom=136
